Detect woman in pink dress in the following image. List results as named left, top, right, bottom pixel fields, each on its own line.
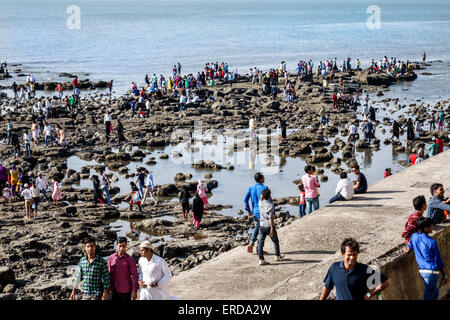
left=52, top=177, right=62, bottom=206
left=196, top=179, right=209, bottom=208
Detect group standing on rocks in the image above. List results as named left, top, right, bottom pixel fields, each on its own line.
left=0, top=54, right=448, bottom=300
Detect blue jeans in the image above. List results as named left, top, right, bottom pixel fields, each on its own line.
left=13, top=146, right=21, bottom=158
left=180, top=103, right=185, bottom=111
left=40, top=189, right=50, bottom=202
left=25, top=143, right=31, bottom=157
left=138, top=183, right=145, bottom=198
left=7, top=130, right=11, bottom=144
left=45, top=135, right=52, bottom=146
left=101, top=185, right=111, bottom=205
left=420, top=273, right=439, bottom=300
left=305, top=196, right=319, bottom=214
left=298, top=204, right=306, bottom=218
left=250, top=216, right=260, bottom=244
left=329, top=193, right=345, bottom=204
left=257, top=226, right=280, bottom=260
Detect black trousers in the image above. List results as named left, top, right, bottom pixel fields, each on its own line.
left=181, top=201, right=189, bottom=213
left=105, top=121, right=111, bottom=140
left=111, top=291, right=131, bottom=301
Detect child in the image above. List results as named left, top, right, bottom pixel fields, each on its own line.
left=401, top=195, right=426, bottom=244
left=3, top=184, right=11, bottom=203
left=384, top=168, right=392, bottom=178
left=129, top=182, right=142, bottom=212
left=298, top=184, right=306, bottom=218
left=52, top=177, right=61, bottom=206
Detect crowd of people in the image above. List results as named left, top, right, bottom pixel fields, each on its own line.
left=1, top=55, right=448, bottom=300
left=0, top=161, right=60, bottom=217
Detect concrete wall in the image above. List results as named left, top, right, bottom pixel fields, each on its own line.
left=374, top=224, right=450, bottom=300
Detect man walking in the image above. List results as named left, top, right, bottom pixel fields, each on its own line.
left=320, top=238, right=390, bottom=300
left=70, top=238, right=110, bottom=300
left=99, top=169, right=111, bottom=206
left=405, top=217, right=447, bottom=300
left=301, top=165, right=320, bottom=214
left=244, top=172, right=268, bottom=254
left=108, top=237, right=139, bottom=300
left=142, top=170, right=158, bottom=206
left=36, top=173, right=50, bottom=202
left=257, top=188, right=283, bottom=265
left=135, top=168, right=146, bottom=198
left=138, top=241, right=175, bottom=300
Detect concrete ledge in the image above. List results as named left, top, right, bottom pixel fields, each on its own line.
left=169, top=151, right=450, bottom=300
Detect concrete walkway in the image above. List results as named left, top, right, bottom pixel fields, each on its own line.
left=169, top=151, right=450, bottom=299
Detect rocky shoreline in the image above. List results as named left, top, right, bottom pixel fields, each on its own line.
left=0, top=60, right=449, bottom=300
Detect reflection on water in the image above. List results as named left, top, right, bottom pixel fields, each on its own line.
left=43, top=61, right=450, bottom=241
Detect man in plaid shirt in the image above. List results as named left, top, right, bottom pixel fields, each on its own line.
left=427, top=183, right=450, bottom=225
left=70, top=238, right=110, bottom=300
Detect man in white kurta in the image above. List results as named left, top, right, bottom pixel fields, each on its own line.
left=138, top=241, right=175, bottom=300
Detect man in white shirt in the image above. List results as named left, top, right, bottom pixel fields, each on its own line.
left=142, top=170, right=158, bottom=206
left=44, top=124, right=53, bottom=147
left=138, top=241, right=175, bottom=300
left=23, top=130, right=32, bottom=157
left=179, top=95, right=187, bottom=111
left=36, top=173, right=50, bottom=202
left=348, top=123, right=358, bottom=142
left=329, top=172, right=354, bottom=204
left=21, top=183, right=33, bottom=219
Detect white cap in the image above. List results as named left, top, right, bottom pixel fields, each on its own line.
left=139, top=240, right=152, bottom=249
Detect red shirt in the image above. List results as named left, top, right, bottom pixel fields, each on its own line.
left=72, top=78, right=78, bottom=87
left=436, top=138, right=443, bottom=153
left=107, top=252, right=139, bottom=293
left=409, top=153, right=417, bottom=165
left=401, top=211, right=421, bottom=244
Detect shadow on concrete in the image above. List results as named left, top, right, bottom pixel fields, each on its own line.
left=329, top=204, right=383, bottom=208
left=283, top=250, right=336, bottom=255
left=276, top=259, right=322, bottom=265
left=352, top=197, right=392, bottom=201
left=364, top=190, right=406, bottom=194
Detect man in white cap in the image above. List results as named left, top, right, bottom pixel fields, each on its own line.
left=138, top=240, right=175, bottom=300
left=20, top=183, right=33, bottom=219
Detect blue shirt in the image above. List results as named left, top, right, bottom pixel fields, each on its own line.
left=243, top=183, right=267, bottom=218
left=408, top=232, right=445, bottom=271
left=137, top=172, right=145, bottom=186
left=324, top=262, right=387, bottom=300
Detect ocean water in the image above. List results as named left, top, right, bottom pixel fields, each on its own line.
left=1, top=0, right=450, bottom=91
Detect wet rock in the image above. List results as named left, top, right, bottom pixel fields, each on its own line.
left=0, top=267, right=15, bottom=286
